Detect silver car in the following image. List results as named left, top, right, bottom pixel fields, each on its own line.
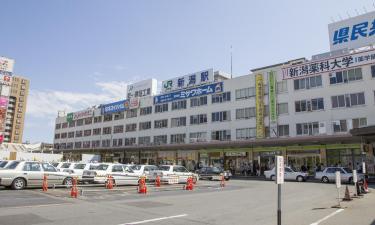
left=0, top=161, right=74, bottom=190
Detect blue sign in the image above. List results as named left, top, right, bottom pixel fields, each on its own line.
left=101, top=100, right=129, bottom=114
left=154, top=82, right=223, bottom=104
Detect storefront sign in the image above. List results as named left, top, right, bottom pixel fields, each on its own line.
left=127, top=79, right=157, bottom=99
left=70, top=108, right=94, bottom=120
left=0, top=97, right=8, bottom=108
left=329, top=11, right=375, bottom=51
left=101, top=100, right=129, bottom=114
left=129, top=98, right=139, bottom=109
left=259, top=151, right=281, bottom=157
left=276, top=156, right=284, bottom=184
left=268, top=71, right=277, bottom=123
left=154, top=82, right=223, bottom=104
left=0, top=57, right=14, bottom=73
left=66, top=113, right=73, bottom=123
left=282, top=48, right=375, bottom=79
left=161, top=69, right=214, bottom=93
left=225, top=152, right=246, bottom=157
left=255, top=74, right=265, bottom=139
left=0, top=75, right=12, bottom=86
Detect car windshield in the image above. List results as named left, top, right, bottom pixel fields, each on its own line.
left=131, top=165, right=142, bottom=171
left=343, top=167, right=352, bottom=173
left=158, top=166, right=170, bottom=171
left=5, top=161, right=20, bottom=169
left=96, top=164, right=109, bottom=170
left=0, top=161, right=8, bottom=168
left=51, top=162, right=59, bottom=167
left=89, top=165, right=98, bottom=170
left=74, top=164, right=86, bottom=169
left=212, top=167, right=222, bottom=173
left=61, top=163, right=71, bottom=168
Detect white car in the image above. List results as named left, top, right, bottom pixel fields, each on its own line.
left=0, top=160, right=15, bottom=169
left=156, top=165, right=199, bottom=183
left=264, top=166, right=308, bottom=182
left=315, top=167, right=364, bottom=183
left=131, top=165, right=159, bottom=180
left=92, top=163, right=139, bottom=185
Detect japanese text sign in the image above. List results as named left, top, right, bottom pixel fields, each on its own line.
left=275, top=156, right=284, bottom=184
left=162, top=69, right=214, bottom=93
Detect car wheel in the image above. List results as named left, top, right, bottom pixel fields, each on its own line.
left=322, top=176, right=329, bottom=183
left=63, top=178, right=73, bottom=186
left=296, top=176, right=304, bottom=182
left=225, top=177, right=230, bottom=181
left=270, top=175, right=275, bottom=181
left=208, top=177, right=213, bottom=181
left=12, top=177, right=26, bottom=190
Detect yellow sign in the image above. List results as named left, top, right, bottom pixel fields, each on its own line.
left=256, top=74, right=265, bottom=138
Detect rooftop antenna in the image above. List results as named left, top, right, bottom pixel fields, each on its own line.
left=230, top=45, right=233, bottom=79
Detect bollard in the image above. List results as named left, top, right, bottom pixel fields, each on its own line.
left=42, top=174, right=48, bottom=192
left=155, top=175, right=161, bottom=187
left=70, top=177, right=78, bottom=198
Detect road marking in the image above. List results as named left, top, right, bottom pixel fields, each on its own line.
left=119, top=214, right=188, bottom=225
left=2, top=203, right=71, bottom=209
left=310, top=209, right=344, bottom=225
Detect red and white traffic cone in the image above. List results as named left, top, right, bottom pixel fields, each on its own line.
left=106, top=175, right=113, bottom=190
left=155, top=175, right=161, bottom=187
left=70, top=177, right=78, bottom=198
left=42, top=174, right=48, bottom=192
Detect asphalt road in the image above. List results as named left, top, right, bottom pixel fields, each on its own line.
left=0, top=180, right=373, bottom=225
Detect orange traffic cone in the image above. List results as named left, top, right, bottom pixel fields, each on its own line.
left=155, top=175, right=161, bottom=187
left=70, top=177, right=78, bottom=198
left=106, top=175, right=113, bottom=189
left=138, top=177, right=147, bottom=194
left=343, top=185, right=352, bottom=201
left=185, top=176, right=194, bottom=191
left=42, top=174, right=48, bottom=192
left=220, top=175, right=225, bottom=188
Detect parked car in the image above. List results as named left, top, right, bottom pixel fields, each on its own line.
left=315, top=167, right=364, bottom=183
left=156, top=165, right=199, bottom=183
left=131, top=165, right=159, bottom=181
left=0, top=160, right=14, bottom=169
left=264, top=166, right=308, bottom=182
left=0, top=161, right=74, bottom=190
left=92, top=163, right=139, bottom=185
left=196, top=166, right=232, bottom=181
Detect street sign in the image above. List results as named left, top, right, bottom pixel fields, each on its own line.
left=335, top=171, right=341, bottom=188
left=362, top=162, right=366, bottom=174
left=276, top=156, right=284, bottom=184
left=353, top=170, right=358, bottom=183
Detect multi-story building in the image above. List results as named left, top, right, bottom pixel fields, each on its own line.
left=4, top=76, right=30, bottom=143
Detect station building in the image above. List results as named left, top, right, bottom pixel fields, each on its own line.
left=53, top=12, right=375, bottom=175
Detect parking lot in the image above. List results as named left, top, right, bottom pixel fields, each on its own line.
left=0, top=179, right=374, bottom=225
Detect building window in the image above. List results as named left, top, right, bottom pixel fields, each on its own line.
left=236, top=107, right=255, bottom=120
left=125, top=137, right=136, bottom=146
left=296, top=122, right=319, bottom=136
left=68, top=132, right=74, bottom=138
left=190, top=114, right=207, bottom=125
left=74, top=142, right=82, bottom=149
left=138, top=136, right=151, bottom=145
left=211, top=130, right=231, bottom=141
left=125, top=123, right=137, bottom=132
left=54, top=133, right=60, bottom=139
left=93, top=128, right=101, bottom=135
left=84, top=117, right=93, bottom=125
left=154, top=135, right=167, bottom=145
left=113, top=125, right=124, bottom=133
left=83, top=141, right=91, bottom=148
left=235, top=87, right=255, bottom=100
left=61, top=133, right=67, bottom=139
left=295, top=98, right=324, bottom=112
left=170, top=133, right=186, bottom=144
left=92, top=140, right=100, bottom=148
left=329, top=68, right=362, bottom=84
left=61, top=122, right=68, bottom=128
left=352, top=118, right=367, bottom=128
left=75, top=130, right=83, bottom=137
left=66, top=143, right=73, bottom=149
left=140, top=106, right=152, bottom=116
left=83, top=130, right=91, bottom=137
left=76, top=119, right=84, bottom=126
left=190, top=96, right=207, bottom=107
left=103, top=127, right=112, bottom=135
left=189, top=132, right=207, bottom=143
left=155, top=103, right=168, bottom=113
left=277, top=103, right=289, bottom=115
left=103, top=114, right=113, bottom=122
left=171, top=117, right=186, bottom=127
left=113, top=139, right=123, bottom=147
left=102, top=139, right=111, bottom=147
left=68, top=121, right=75, bottom=127
left=139, top=121, right=152, bottom=130
left=331, top=92, right=365, bottom=108
left=126, top=109, right=138, bottom=118
left=55, top=124, right=61, bottom=130
left=94, top=116, right=102, bottom=123
left=333, top=120, right=348, bottom=133
left=278, top=125, right=289, bottom=137
left=236, top=128, right=256, bottom=140
left=277, top=80, right=288, bottom=94
left=171, top=100, right=187, bottom=110
left=294, top=75, right=322, bottom=90
left=212, top=92, right=231, bottom=103
left=154, top=119, right=168, bottom=129
left=114, top=112, right=124, bottom=120
left=212, top=111, right=231, bottom=122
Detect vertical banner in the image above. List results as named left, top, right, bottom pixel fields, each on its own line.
left=268, top=71, right=278, bottom=138
left=255, top=74, right=265, bottom=139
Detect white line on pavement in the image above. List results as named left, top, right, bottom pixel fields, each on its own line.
left=119, top=214, right=188, bottom=225
left=310, top=209, right=344, bottom=225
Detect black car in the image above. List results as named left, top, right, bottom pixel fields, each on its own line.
left=196, top=166, right=232, bottom=181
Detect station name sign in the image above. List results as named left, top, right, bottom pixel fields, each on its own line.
left=154, top=82, right=223, bottom=104
left=282, top=49, right=375, bottom=79
left=161, top=69, right=214, bottom=93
